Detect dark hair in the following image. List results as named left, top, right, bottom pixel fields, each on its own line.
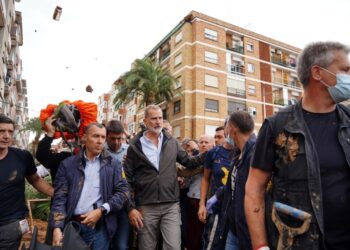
left=84, top=122, right=105, bottom=134
left=106, top=120, right=124, bottom=135
left=228, top=111, right=254, bottom=134
left=0, top=114, right=15, bottom=126
left=215, top=126, right=224, bottom=132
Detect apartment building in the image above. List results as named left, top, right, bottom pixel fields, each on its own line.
left=0, top=0, right=29, bottom=148
left=114, top=10, right=303, bottom=139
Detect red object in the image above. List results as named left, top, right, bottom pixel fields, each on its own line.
left=40, top=100, right=97, bottom=139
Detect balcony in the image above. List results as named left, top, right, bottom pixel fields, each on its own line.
left=274, top=98, right=287, bottom=106
left=227, top=44, right=244, bottom=54
left=160, top=50, right=170, bottom=61
left=227, top=87, right=246, bottom=98
left=273, top=77, right=301, bottom=89
left=271, top=55, right=297, bottom=69
left=227, top=64, right=245, bottom=76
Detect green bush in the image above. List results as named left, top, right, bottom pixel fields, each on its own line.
left=25, top=176, right=52, bottom=221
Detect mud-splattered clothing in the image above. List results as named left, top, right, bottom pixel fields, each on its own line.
left=0, top=147, right=36, bottom=223
left=251, top=101, right=350, bottom=249
left=50, top=149, right=129, bottom=239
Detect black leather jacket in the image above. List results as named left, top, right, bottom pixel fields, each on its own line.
left=265, top=102, right=350, bottom=249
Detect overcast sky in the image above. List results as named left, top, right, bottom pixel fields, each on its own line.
left=16, top=0, right=350, bottom=117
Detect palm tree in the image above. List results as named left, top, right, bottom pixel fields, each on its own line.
left=113, top=58, right=176, bottom=109
left=20, top=117, right=43, bottom=154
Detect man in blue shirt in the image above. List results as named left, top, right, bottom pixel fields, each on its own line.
left=106, top=119, right=130, bottom=250
left=51, top=123, right=129, bottom=250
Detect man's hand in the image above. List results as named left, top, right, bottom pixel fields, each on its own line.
left=52, top=228, right=63, bottom=246
left=198, top=204, right=207, bottom=223
left=81, top=209, right=102, bottom=228
left=128, top=209, right=144, bottom=230
left=45, top=115, right=56, bottom=137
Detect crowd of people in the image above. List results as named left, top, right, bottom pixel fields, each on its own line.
left=1, top=40, right=350, bottom=250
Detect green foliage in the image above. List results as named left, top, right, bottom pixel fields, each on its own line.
left=25, top=176, right=51, bottom=221
left=21, top=117, right=43, bottom=136
left=113, top=58, right=177, bottom=109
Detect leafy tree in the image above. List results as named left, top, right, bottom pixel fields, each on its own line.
left=113, top=58, right=176, bottom=109
left=20, top=117, right=43, bottom=154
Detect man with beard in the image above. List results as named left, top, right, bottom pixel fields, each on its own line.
left=125, top=105, right=207, bottom=250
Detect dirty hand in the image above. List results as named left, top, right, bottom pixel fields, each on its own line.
left=52, top=228, right=63, bottom=246
left=128, top=209, right=144, bottom=230
left=45, top=115, right=56, bottom=137
left=81, top=209, right=102, bottom=228
left=198, top=204, right=207, bottom=223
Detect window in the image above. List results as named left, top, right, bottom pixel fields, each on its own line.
left=175, top=54, right=182, bottom=66
left=128, top=123, right=135, bottom=134
left=205, top=51, right=218, bottom=64
left=248, top=107, right=257, bottom=117
left=204, top=28, right=218, bottom=41
left=228, top=101, right=246, bottom=114
left=175, top=32, right=183, bottom=44
left=247, top=43, right=254, bottom=52
left=248, top=85, right=256, bottom=95
left=174, top=100, right=181, bottom=114
left=205, top=74, right=218, bottom=87
left=205, top=99, right=219, bottom=112
left=247, top=63, right=255, bottom=73
left=175, top=76, right=182, bottom=89
left=173, top=126, right=180, bottom=138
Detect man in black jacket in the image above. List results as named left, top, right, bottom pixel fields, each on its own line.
left=36, top=115, right=72, bottom=182
left=125, top=105, right=206, bottom=250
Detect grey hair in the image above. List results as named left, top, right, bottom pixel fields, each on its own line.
left=297, top=41, right=350, bottom=86
left=144, top=104, right=162, bottom=118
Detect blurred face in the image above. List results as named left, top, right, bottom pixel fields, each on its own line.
left=163, top=122, right=172, bottom=135
left=144, top=108, right=163, bottom=135
left=214, top=129, right=225, bottom=146
left=83, top=125, right=106, bottom=157
left=0, top=123, right=14, bottom=150
left=106, top=132, right=123, bottom=152
left=198, top=136, right=214, bottom=153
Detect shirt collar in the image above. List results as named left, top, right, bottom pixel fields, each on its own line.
left=83, top=151, right=101, bottom=162
left=143, top=131, right=163, bottom=143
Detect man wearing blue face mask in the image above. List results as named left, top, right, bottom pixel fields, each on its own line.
left=245, top=41, right=350, bottom=250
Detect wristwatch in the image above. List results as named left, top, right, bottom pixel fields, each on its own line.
left=99, top=206, right=107, bottom=216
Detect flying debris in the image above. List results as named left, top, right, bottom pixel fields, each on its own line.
left=34, top=29, right=37, bottom=32
left=53, top=6, right=63, bottom=21
left=86, top=85, right=93, bottom=93
left=65, top=66, right=69, bottom=69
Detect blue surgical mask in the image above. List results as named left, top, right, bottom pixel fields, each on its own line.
left=320, top=68, right=350, bottom=103
left=225, top=136, right=235, bottom=146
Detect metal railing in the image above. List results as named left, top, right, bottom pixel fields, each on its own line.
left=227, top=87, right=246, bottom=97
left=227, top=64, right=245, bottom=75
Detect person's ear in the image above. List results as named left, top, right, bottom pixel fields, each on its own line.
left=311, top=65, right=322, bottom=81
